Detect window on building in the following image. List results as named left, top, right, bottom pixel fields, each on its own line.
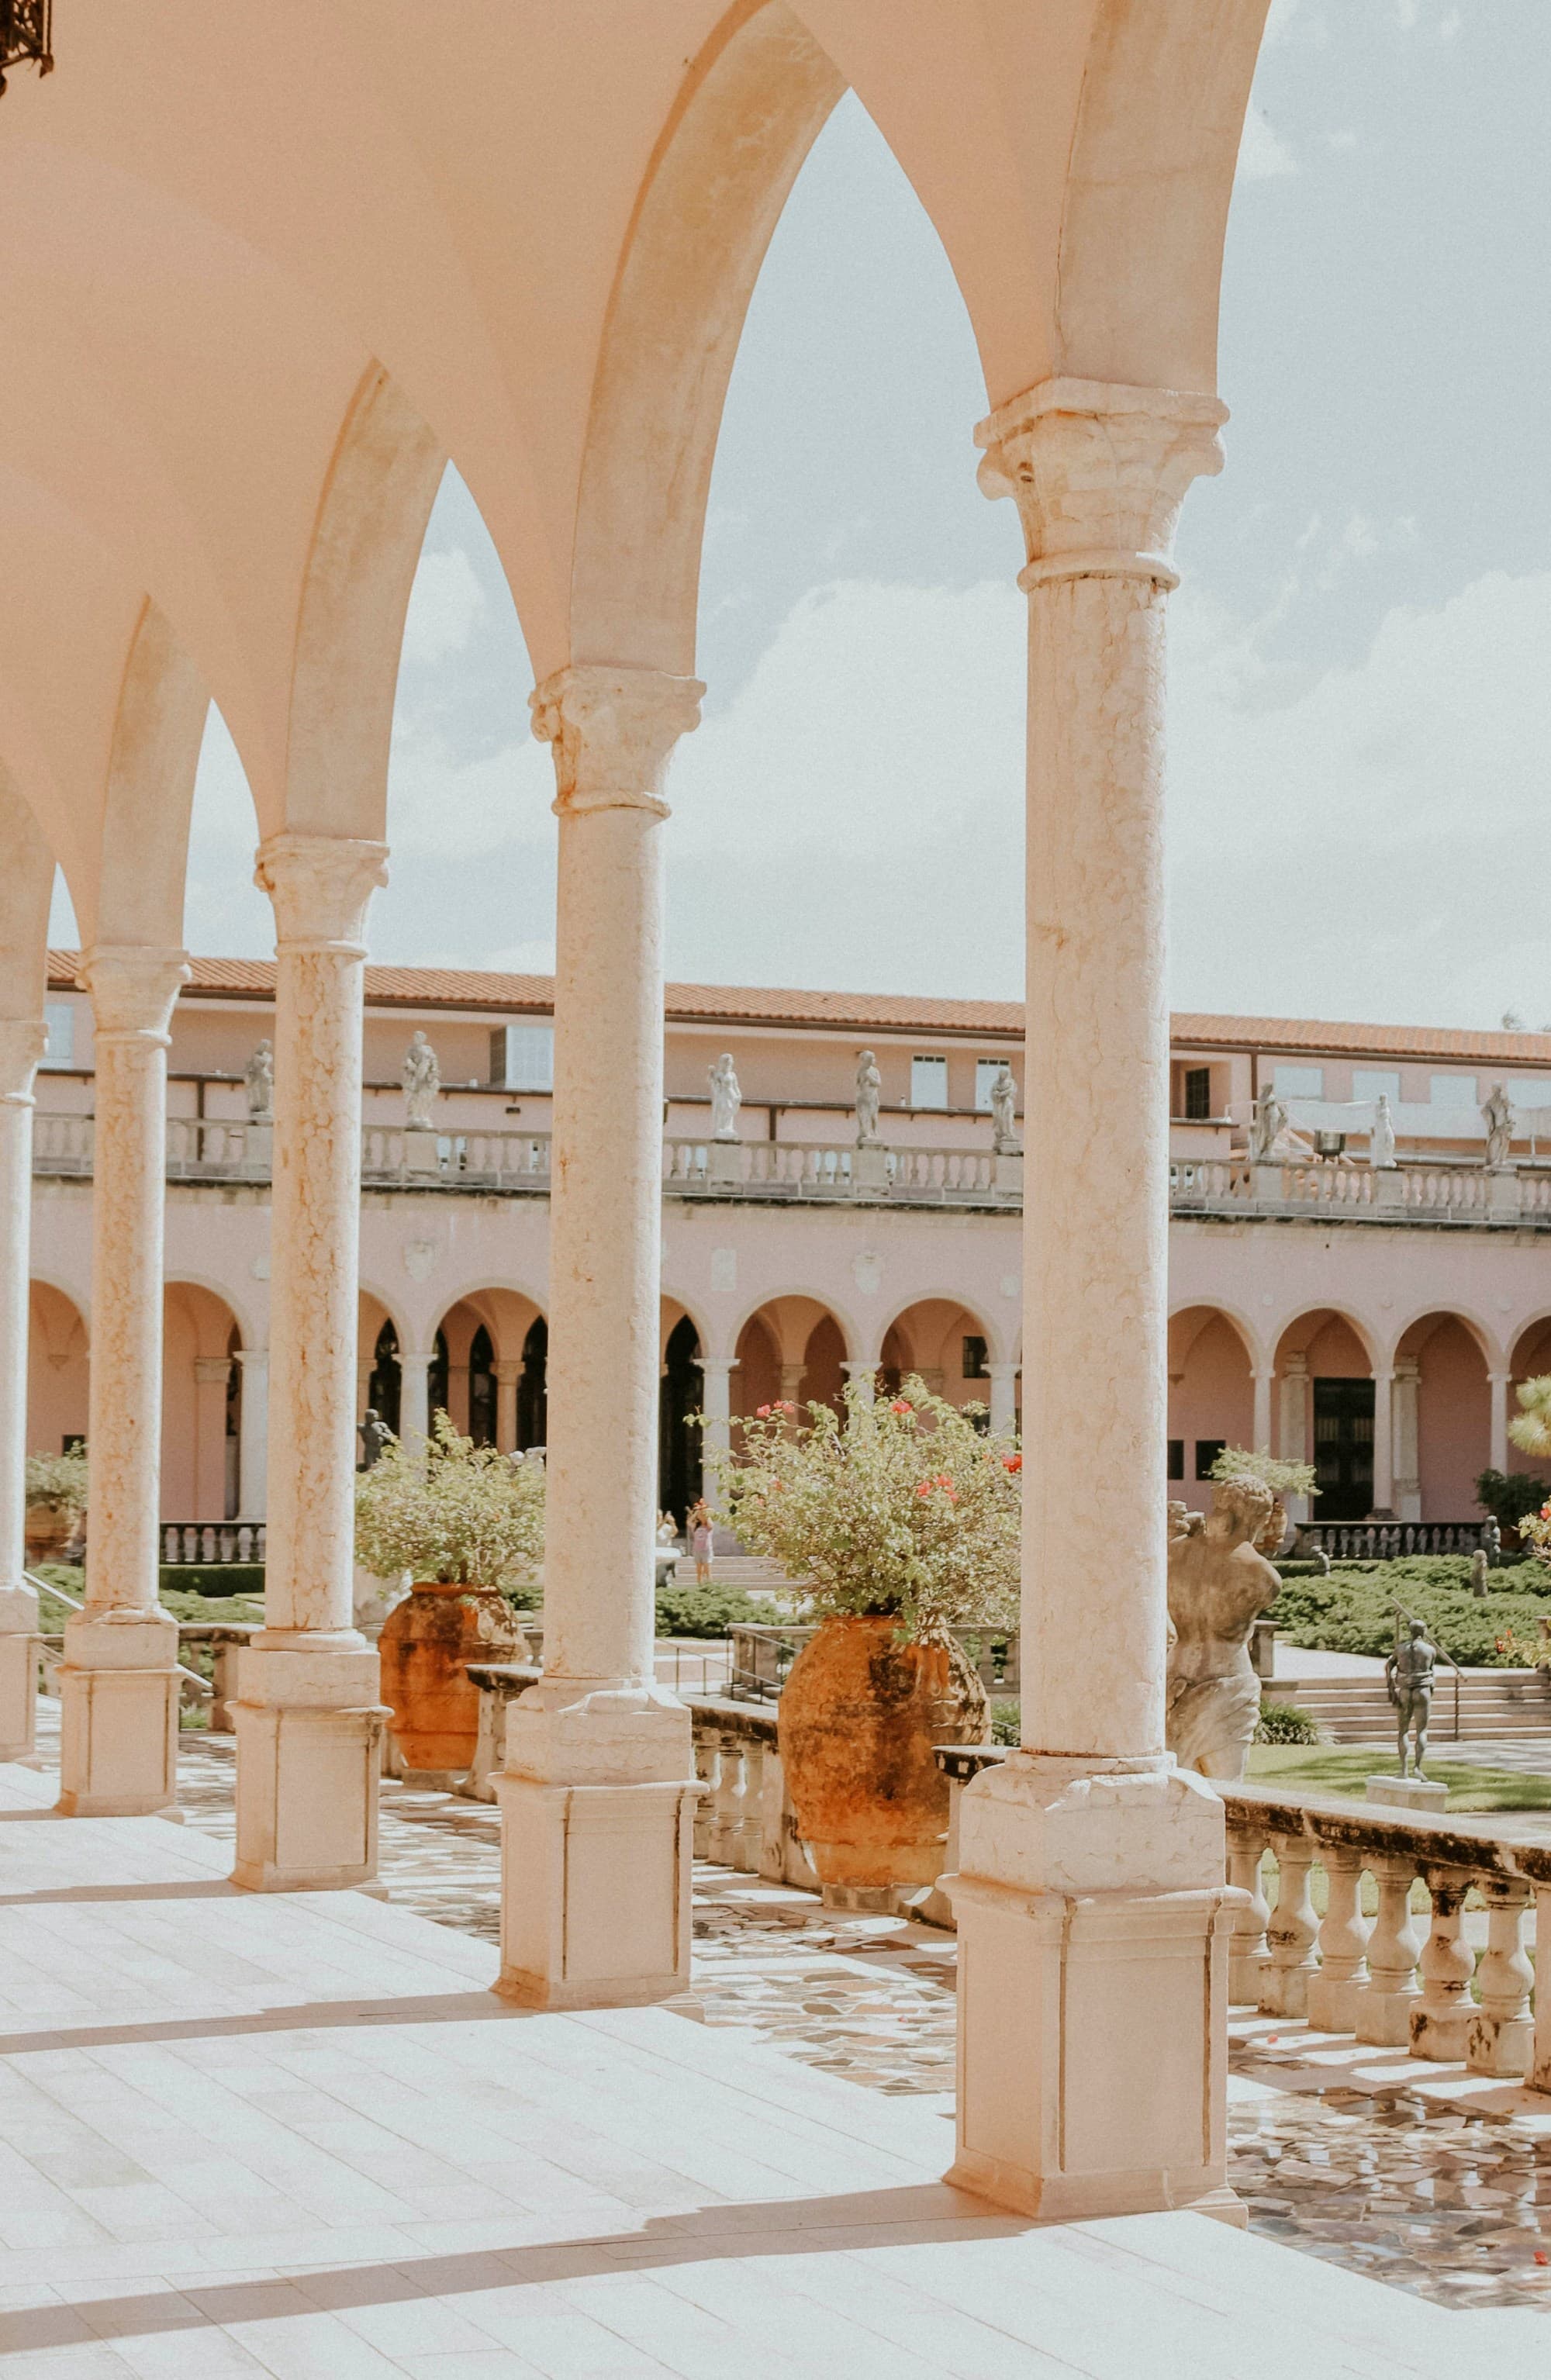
left=1183, top=1066, right=1212, bottom=1120
left=910, top=1055, right=948, bottom=1109
left=490, top=1024, right=554, bottom=1091
left=1352, top=1069, right=1401, bottom=1106
left=962, top=1335, right=988, bottom=1380
left=40, top=1001, right=74, bottom=1068
left=974, top=1059, right=1006, bottom=1112
left=1273, top=1065, right=1324, bottom=1100
left=1194, top=1439, right=1225, bottom=1480
left=1167, top=1440, right=1184, bottom=1481
left=1428, top=1073, right=1477, bottom=1107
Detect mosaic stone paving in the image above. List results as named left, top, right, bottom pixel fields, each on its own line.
left=65, top=1722, right=1551, bottom=2313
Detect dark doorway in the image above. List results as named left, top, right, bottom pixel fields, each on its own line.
left=658, top=1315, right=703, bottom=1532
left=427, top=1328, right=449, bottom=1430
left=368, top=1319, right=402, bottom=1435
left=517, top=1317, right=548, bottom=1450
left=1313, top=1377, right=1375, bottom=1520
left=468, top=1325, right=496, bottom=1447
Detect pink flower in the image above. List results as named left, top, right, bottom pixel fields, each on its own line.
left=889, top=1398, right=914, bottom=1415
left=755, top=1404, right=772, bottom=1418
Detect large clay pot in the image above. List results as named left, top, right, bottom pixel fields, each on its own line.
left=23, top=1505, right=71, bottom=1566
left=378, top=1582, right=527, bottom=1773
left=777, top=1614, right=988, bottom=1897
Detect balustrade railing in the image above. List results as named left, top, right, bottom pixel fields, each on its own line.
left=1296, top=1519, right=1485, bottom=1560
left=160, top=1521, right=266, bottom=1567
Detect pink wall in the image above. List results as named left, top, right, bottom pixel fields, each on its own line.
left=1412, top=1318, right=1488, bottom=1520
left=1168, top=1310, right=1252, bottom=1511
left=26, top=1283, right=89, bottom=1460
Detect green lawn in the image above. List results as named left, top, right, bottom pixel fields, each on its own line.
left=1247, top=1741, right=1551, bottom=1811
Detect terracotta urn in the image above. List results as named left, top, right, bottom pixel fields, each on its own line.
left=1254, top=1497, right=1288, bottom=1558
left=22, top=1504, right=71, bottom=1566
left=777, top=1613, right=988, bottom=1898
left=378, top=1581, right=527, bottom=1773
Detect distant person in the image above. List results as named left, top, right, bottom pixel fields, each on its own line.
left=689, top=1501, right=715, bottom=1585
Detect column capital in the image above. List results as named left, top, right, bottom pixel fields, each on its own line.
left=193, top=1356, right=233, bottom=1385
left=0, top=1017, right=47, bottom=1102
left=530, top=664, right=704, bottom=820
left=232, top=1345, right=268, bottom=1370
left=696, top=1356, right=739, bottom=1377
left=975, top=378, right=1227, bottom=591
left=76, top=945, right=190, bottom=1041
left=254, top=832, right=389, bottom=954
left=492, top=1358, right=523, bottom=1387
left=985, top=1360, right=1021, bottom=1379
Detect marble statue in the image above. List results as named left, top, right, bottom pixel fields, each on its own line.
left=990, top=1061, right=1020, bottom=1155
left=402, top=1031, right=441, bottom=1129
left=1370, top=1093, right=1397, bottom=1169
left=1166, top=1473, right=1283, bottom=1782
left=1483, top=1082, right=1515, bottom=1169
left=855, top=1050, right=882, bottom=1147
left=1469, top=1547, right=1489, bottom=1598
left=707, top=1052, right=741, bottom=1141
left=244, top=1039, right=274, bottom=1121
left=358, top=1408, right=392, bottom=1470
left=1385, top=1618, right=1437, bottom=1778
left=1249, top=1086, right=1315, bottom=1165
left=1483, top=1514, right=1502, bottom=1567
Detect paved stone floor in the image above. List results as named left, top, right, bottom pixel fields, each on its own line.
left=160, top=1728, right=1551, bottom=2317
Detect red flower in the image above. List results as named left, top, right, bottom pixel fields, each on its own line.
left=1003, top=1453, right=1023, bottom=1473
left=777, top=1400, right=797, bottom=1414
left=1536, top=2250, right=1548, bottom=2267
left=755, top=1404, right=772, bottom=1418
left=889, top=1398, right=914, bottom=1415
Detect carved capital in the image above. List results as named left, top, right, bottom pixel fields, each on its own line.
left=254, top=833, right=389, bottom=955
left=530, top=665, right=704, bottom=819
left=976, top=378, right=1227, bottom=589
left=76, top=945, right=190, bottom=1041
left=0, top=1016, right=48, bottom=1102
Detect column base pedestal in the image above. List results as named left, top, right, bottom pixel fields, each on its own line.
left=0, top=1585, right=40, bottom=1763
left=231, top=1637, right=386, bottom=1891
left=56, top=1609, right=179, bottom=1815
left=494, top=1679, right=698, bottom=2009
left=944, top=1750, right=1240, bottom=2226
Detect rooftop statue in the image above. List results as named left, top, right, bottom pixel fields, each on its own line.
left=1166, top=1473, right=1282, bottom=1783
left=855, top=1050, right=883, bottom=1148
left=402, top=1031, right=441, bottom=1130
left=1249, top=1086, right=1315, bottom=1165
left=1370, top=1092, right=1397, bottom=1169
left=1482, top=1082, right=1515, bottom=1170
left=990, top=1061, right=1021, bottom=1155
left=707, top=1052, right=741, bottom=1141
left=244, top=1039, right=274, bottom=1122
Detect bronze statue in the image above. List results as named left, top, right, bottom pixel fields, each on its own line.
left=1386, top=1617, right=1437, bottom=1779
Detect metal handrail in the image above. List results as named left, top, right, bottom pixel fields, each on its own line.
left=1392, top=1598, right=1462, bottom=1741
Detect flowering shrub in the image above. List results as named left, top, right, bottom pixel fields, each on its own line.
left=24, top=1446, right=88, bottom=1515
left=1207, top=1446, right=1318, bottom=1503
left=707, top=1374, right=1021, bottom=1640
left=354, top=1414, right=544, bottom=1588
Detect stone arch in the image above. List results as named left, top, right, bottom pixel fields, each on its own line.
left=879, top=1295, right=1003, bottom=1411
left=1166, top=1304, right=1256, bottom=1513
left=80, top=600, right=209, bottom=951
left=26, top=1280, right=90, bottom=1463
left=1391, top=1309, right=1492, bottom=1525
left=1273, top=1307, right=1380, bottom=1525
left=0, top=761, right=54, bottom=1021
left=161, top=1281, right=244, bottom=1521
left=731, top=1291, right=851, bottom=1422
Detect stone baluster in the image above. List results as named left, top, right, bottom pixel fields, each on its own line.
left=758, top=1742, right=788, bottom=1882
left=1466, top=1879, right=1534, bottom=2077
left=711, top=1737, right=746, bottom=1867
left=1305, top=1846, right=1371, bottom=2034
left=1262, top=1833, right=1320, bottom=2018
left=1410, top=1868, right=1476, bottom=2061
left=738, top=1739, right=765, bottom=1873
left=945, top=379, right=1235, bottom=2222
left=58, top=948, right=189, bottom=1816
left=233, top=837, right=389, bottom=1891
left=693, top=1730, right=718, bottom=1860
left=496, top=666, right=703, bottom=2009
left=1355, top=1854, right=1423, bottom=2045
left=0, top=1017, right=47, bottom=1762
left=1225, top=1826, right=1271, bottom=2006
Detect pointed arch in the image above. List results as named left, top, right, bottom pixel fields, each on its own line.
left=87, top=601, right=209, bottom=949
left=0, top=762, right=54, bottom=1020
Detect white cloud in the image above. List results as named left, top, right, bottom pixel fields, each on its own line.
left=1237, top=105, right=1299, bottom=182
left=385, top=722, right=551, bottom=861
left=401, top=548, right=485, bottom=668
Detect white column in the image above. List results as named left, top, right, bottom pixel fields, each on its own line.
left=493, top=1358, right=522, bottom=1456
left=193, top=1356, right=231, bottom=1518
left=698, top=1358, right=737, bottom=1464
left=233, top=838, right=388, bottom=1890
left=1394, top=1357, right=1421, bottom=1522
left=1280, top=1355, right=1310, bottom=1522
left=985, top=1363, right=1019, bottom=1434
left=1252, top=1367, right=1273, bottom=1459
left=497, top=665, right=703, bottom=2008
left=840, top=1360, right=876, bottom=1408
left=0, top=1017, right=47, bottom=1762
left=1371, top=1370, right=1394, bottom=1515
left=947, top=380, right=1238, bottom=2225
left=398, top=1342, right=436, bottom=1454
left=57, top=948, right=188, bottom=1815
left=1489, top=1372, right=1511, bottom=1478
left=234, top=1348, right=268, bottom=1520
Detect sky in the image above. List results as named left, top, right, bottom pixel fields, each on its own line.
left=60, top=0, right=1551, bottom=1030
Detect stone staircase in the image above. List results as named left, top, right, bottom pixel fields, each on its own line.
left=1276, top=1667, right=1551, bottom=1743
left=668, top=1552, right=799, bottom=1600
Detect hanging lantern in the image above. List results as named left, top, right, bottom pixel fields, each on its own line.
left=0, top=1, right=53, bottom=96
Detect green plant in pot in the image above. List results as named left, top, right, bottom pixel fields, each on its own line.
left=1207, top=1445, right=1318, bottom=1556
left=23, top=1445, right=88, bottom=1565
left=355, top=1415, right=544, bottom=1776
left=709, top=1375, right=1020, bottom=1905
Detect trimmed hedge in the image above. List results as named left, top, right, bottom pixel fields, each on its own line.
left=653, top=1581, right=769, bottom=1639
left=160, top=1563, right=264, bottom=1599
left=1269, top=1555, right=1551, bottom=1667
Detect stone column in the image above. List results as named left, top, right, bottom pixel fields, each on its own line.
left=1280, top=1355, right=1311, bottom=1521
left=1370, top=1370, right=1394, bottom=1514
left=1251, top=1367, right=1274, bottom=1460
left=57, top=948, right=188, bottom=1815
left=493, top=1358, right=522, bottom=1455
left=0, top=1017, right=47, bottom=1761
left=839, top=1360, right=876, bottom=1408
left=698, top=1358, right=737, bottom=1466
left=398, top=1341, right=436, bottom=1455
left=985, top=1363, right=1019, bottom=1434
left=234, top=1347, right=268, bottom=1520
left=1394, top=1357, right=1421, bottom=1522
left=947, top=380, right=1238, bottom=2224
left=777, top=1360, right=806, bottom=1405
left=193, top=1356, right=232, bottom=1518
left=1488, top=1371, right=1511, bottom=1478
left=497, top=665, right=703, bottom=2007
left=233, top=837, right=388, bottom=1890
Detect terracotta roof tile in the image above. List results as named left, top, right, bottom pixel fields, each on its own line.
left=44, top=951, right=1551, bottom=1066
